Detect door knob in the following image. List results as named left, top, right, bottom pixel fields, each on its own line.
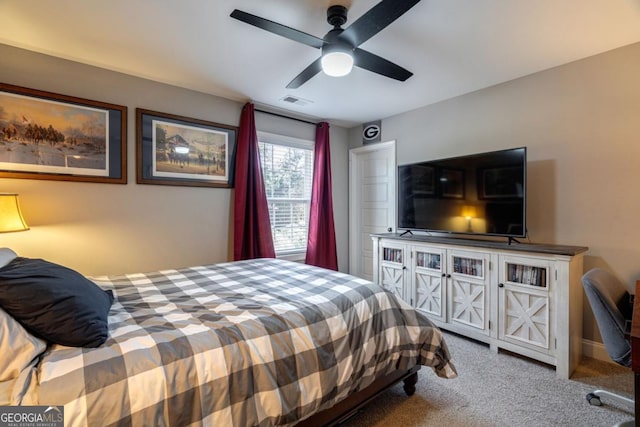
left=387, top=227, right=392, bottom=232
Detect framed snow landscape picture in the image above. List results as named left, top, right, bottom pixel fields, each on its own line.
left=0, top=83, right=126, bottom=183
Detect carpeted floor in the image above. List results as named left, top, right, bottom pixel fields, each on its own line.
left=345, top=332, right=633, bottom=426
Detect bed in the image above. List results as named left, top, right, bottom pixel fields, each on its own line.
left=0, top=253, right=456, bottom=426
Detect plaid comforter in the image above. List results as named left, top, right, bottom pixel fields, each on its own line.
left=27, top=258, right=456, bottom=426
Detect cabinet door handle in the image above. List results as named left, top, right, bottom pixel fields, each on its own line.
left=402, top=266, right=407, bottom=270
left=441, top=273, right=446, bottom=278
left=446, top=274, right=451, bottom=278
left=387, top=227, right=392, bottom=232
left=498, top=283, right=504, bottom=288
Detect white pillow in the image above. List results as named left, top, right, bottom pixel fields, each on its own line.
left=0, top=306, right=47, bottom=382
left=0, top=248, right=17, bottom=269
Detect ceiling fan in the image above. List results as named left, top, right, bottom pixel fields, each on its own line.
left=230, top=0, right=422, bottom=89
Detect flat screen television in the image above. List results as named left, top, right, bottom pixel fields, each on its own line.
left=397, top=147, right=526, bottom=239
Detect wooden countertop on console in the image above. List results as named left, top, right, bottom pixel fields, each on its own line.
left=371, top=233, right=589, bottom=256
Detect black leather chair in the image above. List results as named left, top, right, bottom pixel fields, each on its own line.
left=582, top=268, right=634, bottom=426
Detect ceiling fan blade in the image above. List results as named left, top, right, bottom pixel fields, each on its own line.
left=339, top=0, right=422, bottom=47
left=353, top=48, right=413, bottom=81
left=286, top=58, right=323, bottom=89
left=230, top=9, right=324, bottom=49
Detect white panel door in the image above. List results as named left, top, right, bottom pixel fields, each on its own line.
left=349, top=141, right=396, bottom=281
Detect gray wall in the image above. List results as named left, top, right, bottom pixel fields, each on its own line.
left=349, top=42, right=640, bottom=345
left=0, top=44, right=350, bottom=275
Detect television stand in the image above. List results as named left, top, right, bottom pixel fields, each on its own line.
left=399, top=230, right=414, bottom=237
left=371, top=232, right=589, bottom=379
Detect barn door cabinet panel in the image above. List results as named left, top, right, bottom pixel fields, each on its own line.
left=412, top=247, right=447, bottom=323
left=498, top=255, right=552, bottom=356
left=377, top=240, right=408, bottom=302
left=447, top=250, right=492, bottom=339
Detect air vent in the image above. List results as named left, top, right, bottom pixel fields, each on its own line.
left=279, top=95, right=313, bottom=106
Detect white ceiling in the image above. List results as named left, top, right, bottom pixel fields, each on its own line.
left=1, top=0, right=640, bottom=127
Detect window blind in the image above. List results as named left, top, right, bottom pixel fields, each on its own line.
left=258, top=139, right=314, bottom=254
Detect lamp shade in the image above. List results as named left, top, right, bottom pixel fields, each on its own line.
left=461, top=205, right=477, bottom=219
left=0, top=193, right=29, bottom=233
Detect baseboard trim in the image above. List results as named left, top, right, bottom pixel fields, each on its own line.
left=582, top=338, right=612, bottom=362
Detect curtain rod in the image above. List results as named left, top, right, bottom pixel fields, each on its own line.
left=255, top=108, right=318, bottom=126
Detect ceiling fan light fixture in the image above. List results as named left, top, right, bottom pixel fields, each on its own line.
left=321, top=48, right=354, bottom=77
left=232, top=0, right=419, bottom=88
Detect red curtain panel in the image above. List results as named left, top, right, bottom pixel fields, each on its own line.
left=233, top=103, right=275, bottom=260
left=305, top=122, right=338, bottom=270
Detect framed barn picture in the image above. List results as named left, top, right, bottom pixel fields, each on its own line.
left=136, top=109, right=237, bottom=188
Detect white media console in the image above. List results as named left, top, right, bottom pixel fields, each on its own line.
left=372, top=233, right=588, bottom=379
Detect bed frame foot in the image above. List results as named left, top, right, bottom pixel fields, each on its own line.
left=403, top=372, right=418, bottom=396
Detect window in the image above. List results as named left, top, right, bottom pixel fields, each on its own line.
left=258, top=132, right=314, bottom=256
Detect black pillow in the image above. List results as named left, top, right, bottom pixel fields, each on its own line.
left=0, top=257, right=113, bottom=347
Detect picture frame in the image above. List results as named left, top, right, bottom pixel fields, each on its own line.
left=136, top=109, right=237, bottom=188
left=438, top=168, right=465, bottom=199
left=479, top=166, right=524, bottom=199
left=403, top=164, right=435, bottom=196
left=0, top=83, right=127, bottom=183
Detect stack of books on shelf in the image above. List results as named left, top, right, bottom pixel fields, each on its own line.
left=508, top=264, right=547, bottom=287
left=383, top=248, right=402, bottom=263
left=417, top=252, right=440, bottom=270
left=453, top=257, right=482, bottom=277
